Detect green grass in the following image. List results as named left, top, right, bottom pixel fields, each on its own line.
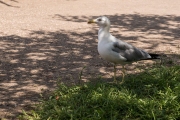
left=19, top=66, right=180, bottom=120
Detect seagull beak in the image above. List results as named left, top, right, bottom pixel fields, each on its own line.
left=87, top=19, right=96, bottom=24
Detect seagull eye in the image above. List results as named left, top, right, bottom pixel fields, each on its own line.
left=98, top=19, right=102, bottom=22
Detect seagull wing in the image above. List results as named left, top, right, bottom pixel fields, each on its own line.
left=111, top=39, right=151, bottom=62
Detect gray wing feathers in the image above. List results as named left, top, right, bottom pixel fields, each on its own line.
left=112, top=40, right=151, bottom=62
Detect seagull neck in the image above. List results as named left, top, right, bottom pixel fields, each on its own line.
left=98, top=26, right=110, bottom=39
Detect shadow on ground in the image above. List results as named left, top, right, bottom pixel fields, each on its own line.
left=0, top=13, right=179, bottom=119
left=54, top=14, right=180, bottom=39
left=0, top=0, right=19, bottom=8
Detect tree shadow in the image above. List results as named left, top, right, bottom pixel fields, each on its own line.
left=0, top=0, right=19, bottom=8
left=0, top=13, right=180, bottom=119
left=53, top=14, right=180, bottom=58
left=0, top=29, right=100, bottom=119
left=54, top=14, right=180, bottom=39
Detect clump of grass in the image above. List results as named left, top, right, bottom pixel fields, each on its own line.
left=19, top=66, right=180, bottom=120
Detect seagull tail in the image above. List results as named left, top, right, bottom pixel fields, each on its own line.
left=142, top=53, right=161, bottom=60
left=149, top=53, right=160, bottom=59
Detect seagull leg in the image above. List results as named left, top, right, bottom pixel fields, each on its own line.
left=113, top=64, right=116, bottom=82
left=121, top=65, right=125, bottom=83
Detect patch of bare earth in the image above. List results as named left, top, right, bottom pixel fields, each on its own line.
left=0, top=0, right=180, bottom=119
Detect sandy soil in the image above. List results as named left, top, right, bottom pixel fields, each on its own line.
left=0, top=0, right=180, bottom=119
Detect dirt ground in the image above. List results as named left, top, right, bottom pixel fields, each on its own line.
left=0, top=0, right=180, bottom=119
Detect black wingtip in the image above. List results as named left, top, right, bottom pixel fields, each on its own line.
left=149, top=53, right=160, bottom=59
left=141, top=53, right=161, bottom=61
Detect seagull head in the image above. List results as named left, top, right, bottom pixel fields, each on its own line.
left=88, top=16, right=110, bottom=27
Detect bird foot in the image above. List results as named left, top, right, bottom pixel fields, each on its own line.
left=113, top=79, right=117, bottom=84
left=113, top=77, right=124, bottom=84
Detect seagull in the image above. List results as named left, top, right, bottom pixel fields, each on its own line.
left=88, top=16, right=160, bottom=82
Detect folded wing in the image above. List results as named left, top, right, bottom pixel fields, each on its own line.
left=112, top=39, right=152, bottom=62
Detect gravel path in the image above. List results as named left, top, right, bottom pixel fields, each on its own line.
left=0, top=0, right=180, bottom=119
